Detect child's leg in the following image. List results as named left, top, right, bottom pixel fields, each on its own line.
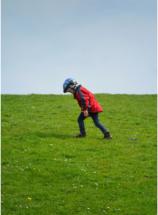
left=77, top=112, right=86, bottom=136
left=90, top=112, right=108, bottom=135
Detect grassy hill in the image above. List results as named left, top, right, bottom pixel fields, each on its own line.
left=2, top=94, right=157, bottom=215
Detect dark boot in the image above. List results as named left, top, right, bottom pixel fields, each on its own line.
left=104, top=131, right=112, bottom=139
left=75, top=133, right=86, bottom=138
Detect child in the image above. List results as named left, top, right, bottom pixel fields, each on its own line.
left=63, top=78, right=112, bottom=139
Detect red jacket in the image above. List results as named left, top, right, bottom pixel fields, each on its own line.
left=74, top=85, right=103, bottom=113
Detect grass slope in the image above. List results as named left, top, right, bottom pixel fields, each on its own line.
left=2, top=94, right=157, bottom=215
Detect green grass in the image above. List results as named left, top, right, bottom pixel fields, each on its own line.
left=2, top=94, right=157, bottom=215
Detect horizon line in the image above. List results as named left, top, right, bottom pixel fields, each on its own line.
left=1, top=93, right=157, bottom=96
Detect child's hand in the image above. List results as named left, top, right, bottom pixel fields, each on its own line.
left=83, top=110, right=89, bottom=117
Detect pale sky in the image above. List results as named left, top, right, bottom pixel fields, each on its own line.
left=2, top=0, right=157, bottom=94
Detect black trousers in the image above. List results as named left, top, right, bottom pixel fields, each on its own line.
left=77, top=112, right=108, bottom=135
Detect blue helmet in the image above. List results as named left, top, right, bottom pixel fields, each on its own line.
left=63, top=78, right=77, bottom=93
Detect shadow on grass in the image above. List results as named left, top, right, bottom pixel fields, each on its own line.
left=35, top=131, right=73, bottom=139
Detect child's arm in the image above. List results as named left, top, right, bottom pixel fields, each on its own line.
left=77, top=89, right=89, bottom=117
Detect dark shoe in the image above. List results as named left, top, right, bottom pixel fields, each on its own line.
left=75, top=133, right=86, bottom=138
left=104, top=132, right=112, bottom=139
